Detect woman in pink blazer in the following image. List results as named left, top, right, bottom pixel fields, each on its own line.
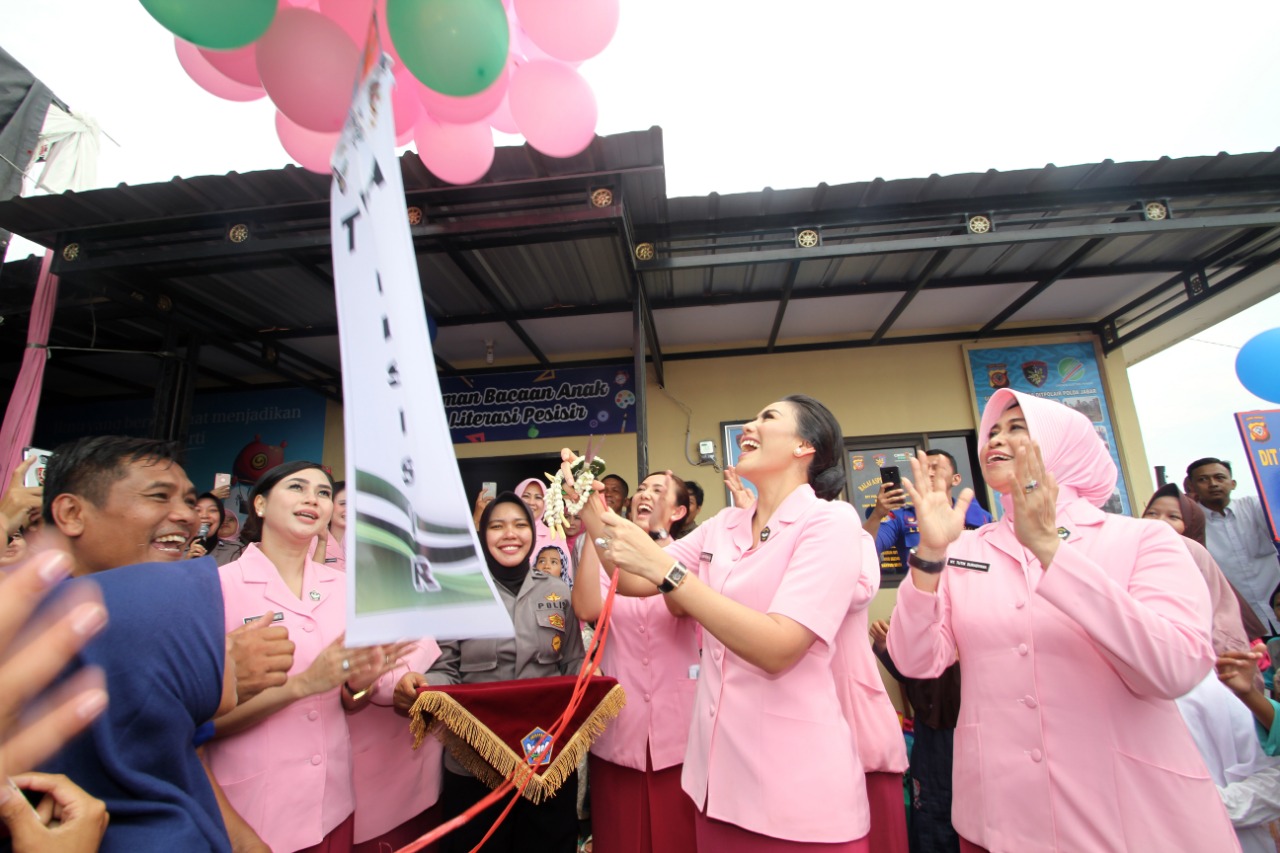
left=206, top=461, right=405, bottom=853
left=573, top=470, right=700, bottom=853
left=887, top=389, right=1240, bottom=852
left=830, top=529, right=909, bottom=853
left=350, top=641, right=445, bottom=853
left=579, top=395, right=872, bottom=852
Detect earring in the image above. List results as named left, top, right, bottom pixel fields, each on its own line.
left=793, top=448, right=804, bottom=457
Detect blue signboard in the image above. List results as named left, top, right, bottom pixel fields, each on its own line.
left=966, top=341, right=1131, bottom=516
left=1236, top=409, right=1280, bottom=540
left=440, top=365, right=636, bottom=444
left=34, top=387, right=329, bottom=519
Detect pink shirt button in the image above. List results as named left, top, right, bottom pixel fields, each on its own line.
left=713, top=648, right=723, bottom=661
left=307, top=710, right=319, bottom=721
left=1018, top=643, right=1029, bottom=655
left=1030, top=749, right=1043, bottom=762
left=303, top=622, right=316, bottom=633
left=1015, top=600, right=1026, bottom=609
left=1022, top=695, right=1038, bottom=709
left=637, top=624, right=646, bottom=633
left=311, top=755, right=322, bottom=765
left=642, top=657, right=650, bottom=666
left=643, top=693, right=651, bottom=702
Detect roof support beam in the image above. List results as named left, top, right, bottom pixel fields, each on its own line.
left=636, top=278, right=664, bottom=388
left=445, top=248, right=550, bottom=367
left=78, top=275, right=342, bottom=402
left=1098, top=226, right=1278, bottom=328
left=1100, top=240, right=1280, bottom=352
left=637, top=212, right=1280, bottom=272
left=766, top=262, right=800, bottom=352
left=44, top=358, right=156, bottom=396
left=870, top=250, right=950, bottom=344
left=979, top=238, right=1107, bottom=335
left=636, top=173, right=1280, bottom=244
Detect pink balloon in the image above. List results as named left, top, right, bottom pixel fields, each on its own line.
left=392, top=65, right=423, bottom=138
left=318, top=0, right=374, bottom=45
left=174, top=38, right=266, bottom=102
left=512, top=0, right=618, bottom=63
left=198, top=43, right=261, bottom=87
left=486, top=88, right=519, bottom=134
left=419, top=62, right=511, bottom=125
left=282, top=0, right=321, bottom=7
left=413, top=117, right=495, bottom=185
left=256, top=8, right=360, bottom=133
left=506, top=8, right=579, bottom=67
left=275, top=110, right=339, bottom=173
left=508, top=60, right=596, bottom=158
left=396, top=125, right=414, bottom=147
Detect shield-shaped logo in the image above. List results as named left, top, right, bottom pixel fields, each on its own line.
left=873, top=454, right=887, bottom=467
left=852, top=455, right=865, bottom=471
left=1022, top=361, right=1049, bottom=387
left=1248, top=419, right=1271, bottom=442
left=987, top=364, right=1010, bottom=389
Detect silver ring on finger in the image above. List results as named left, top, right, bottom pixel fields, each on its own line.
left=594, top=537, right=608, bottom=549
left=342, top=658, right=351, bottom=672
left=385, top=654, right=392, bottom=665
left=1024, top=479, right=1039, bottom=493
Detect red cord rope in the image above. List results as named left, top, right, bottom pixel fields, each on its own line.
left=397, top=493, right=620, bottom=853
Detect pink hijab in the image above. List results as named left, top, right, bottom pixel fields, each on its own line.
left=514, top=477, right=554, bottom=567
left=978, top=388, right=1116, bottom=514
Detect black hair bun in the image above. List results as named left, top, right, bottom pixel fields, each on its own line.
left=813, top=466, right=845, bottom=501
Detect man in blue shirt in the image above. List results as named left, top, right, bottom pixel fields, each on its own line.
left=862, top=449, right=993, bottom=568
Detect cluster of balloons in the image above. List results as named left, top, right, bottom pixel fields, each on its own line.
left=149, top=0, right=618, bottom=184
left=1236, top=328, right=1280, bottom=404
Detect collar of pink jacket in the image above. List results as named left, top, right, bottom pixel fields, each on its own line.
left=978, top=388, right=1117, bottom=517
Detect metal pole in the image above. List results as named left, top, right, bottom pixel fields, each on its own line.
left=633, top=282, right=648, bottom=482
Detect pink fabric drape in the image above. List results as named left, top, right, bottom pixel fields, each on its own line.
left=0, top=248, right=58, bottom=486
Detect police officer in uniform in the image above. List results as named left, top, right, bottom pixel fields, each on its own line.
left=397, top=492, right=585, bottom=853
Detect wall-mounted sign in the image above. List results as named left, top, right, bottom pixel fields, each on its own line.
left=441, top=365, right=636, bottom=444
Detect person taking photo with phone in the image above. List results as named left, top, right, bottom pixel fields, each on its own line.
left=863, top=451, right=993, bottom=568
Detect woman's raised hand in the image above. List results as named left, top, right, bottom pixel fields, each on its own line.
left=1008, top=439, right=1061, bottom=568
left=901, top=449, right=973, bottom=555
left=723, top=466, right=755, bottom=510
left=598, top=512, right=670, bottom=586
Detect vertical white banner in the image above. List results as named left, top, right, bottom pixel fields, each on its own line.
left=331, top=53, right=512, bottom=644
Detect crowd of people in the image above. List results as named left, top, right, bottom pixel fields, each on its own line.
left=1, top=388, right=1278, bottom=853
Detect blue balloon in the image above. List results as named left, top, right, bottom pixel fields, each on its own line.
left=1236, top=328, right=1280, bottom=404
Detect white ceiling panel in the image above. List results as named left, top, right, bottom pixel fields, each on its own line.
left=895, top=283, right=1036, bottom=331
left=776, top=292, right=902, bottom=340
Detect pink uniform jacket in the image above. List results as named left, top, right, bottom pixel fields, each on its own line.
left=888, top=388, right=1240, bottom=853
left=664, top=484, right=870, bottom=843
left=349, top=642, right=444, bottom=843
left=208, top=544, right=355, bottom=853
left=832, top=530, right=909, bottom=775
left=590, top=565, right=700, bottom=771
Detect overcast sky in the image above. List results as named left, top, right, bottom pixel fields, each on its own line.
left=4, top=0, right=1279, bottom=499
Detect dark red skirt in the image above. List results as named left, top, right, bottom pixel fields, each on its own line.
left=298, top=813, right=355, bottom=853
left=352, top=803, right=443, bottom=853
left=588, top=753, right=696, bottom=853
left=864, top=771, right=908, bottom=853
left=958, top=839, right=989, bottom=853
left=693, top=811, right=870, bottom=852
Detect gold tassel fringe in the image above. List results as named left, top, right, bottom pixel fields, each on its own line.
left=408, top=685, right=627, bottom=803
